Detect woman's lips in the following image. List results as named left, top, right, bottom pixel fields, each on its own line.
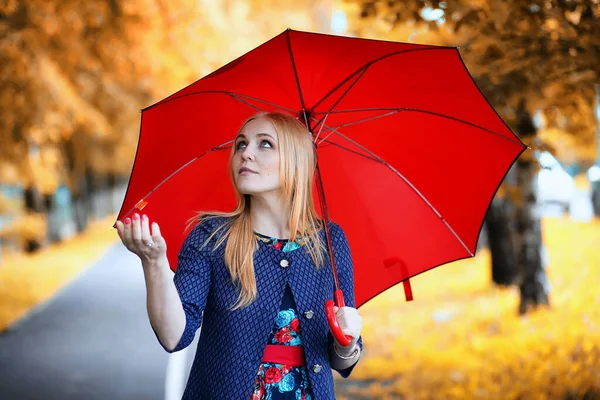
left=239, top=167, right=257, bottom=174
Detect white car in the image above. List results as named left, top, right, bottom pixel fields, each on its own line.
left=535, top=151, right=575, bottom=212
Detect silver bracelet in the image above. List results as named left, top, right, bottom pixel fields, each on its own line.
left=332, top=342, right=360, bottom=360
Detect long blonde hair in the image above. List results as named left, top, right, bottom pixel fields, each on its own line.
left=187, top=111, right=327, bottom=310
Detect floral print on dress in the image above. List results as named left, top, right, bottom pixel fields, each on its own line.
left=250, top=362, right=313, bottom=400
left=273, top=310, right=302, bottom=346
left=255, top=232, right=303, bottom=252
left=250, top=234, right=314, bottom=400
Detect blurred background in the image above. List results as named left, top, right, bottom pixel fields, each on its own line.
left=0, top=1, right=599, bottom=399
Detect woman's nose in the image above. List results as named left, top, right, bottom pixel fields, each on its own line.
left=241, top=147, right=254, bottom=161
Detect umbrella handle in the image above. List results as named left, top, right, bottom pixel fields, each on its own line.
left=325, top=290, right=352, bottom=347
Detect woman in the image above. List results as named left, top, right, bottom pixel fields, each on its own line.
left=116, top=112, right=363, bottom=399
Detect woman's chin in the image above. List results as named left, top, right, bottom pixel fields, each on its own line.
left=236, top=185, right=259, bottom=195
left=236, top=186, right=279, bottom=196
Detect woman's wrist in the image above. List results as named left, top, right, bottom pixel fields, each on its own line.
left=329, top=341, right=361, bottom=370
left=333, top=341, right=359, bottom=358
left=142, top=254, right=169, bottom=271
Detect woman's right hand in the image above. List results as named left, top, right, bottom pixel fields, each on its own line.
left=115, top=213, right=167, bottom=266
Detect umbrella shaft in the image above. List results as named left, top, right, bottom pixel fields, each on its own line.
left=315, top=162, right=342, bottom=292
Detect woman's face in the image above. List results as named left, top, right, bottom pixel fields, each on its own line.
left=232, top=117, right=281, bottom=196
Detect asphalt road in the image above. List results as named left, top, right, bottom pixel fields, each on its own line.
left=0, top=243, right=197, bottom=400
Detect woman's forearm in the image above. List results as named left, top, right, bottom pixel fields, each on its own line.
left=328, top=341, right=361, bottom=370
left=142, top=256, right=186, bottom=351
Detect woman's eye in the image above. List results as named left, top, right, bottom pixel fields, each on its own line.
left=236, top=139, right=272, bottom=150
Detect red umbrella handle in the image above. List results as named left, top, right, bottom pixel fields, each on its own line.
left=325, top=289, right=352, bottom=347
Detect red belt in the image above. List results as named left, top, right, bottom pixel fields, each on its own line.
left=261, top=344, right=306, bottom=366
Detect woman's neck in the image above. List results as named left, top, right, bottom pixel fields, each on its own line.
left=250, top=192, right=290, bottom=238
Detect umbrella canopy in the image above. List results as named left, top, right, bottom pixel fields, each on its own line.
left=115, top=28, right=526, bottom=310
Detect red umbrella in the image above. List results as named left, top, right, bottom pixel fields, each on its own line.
left=115, top=29, right=526, bottom=346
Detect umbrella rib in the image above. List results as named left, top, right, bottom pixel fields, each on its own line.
left=229, top=93, right=298, bottom=114
left=315, top=137, right=383, bottom=164
left=286, top=30, right=309, bottom=128
left=311, top=47, right=455, bottom=113
left=127, top=91, right=300, bottom=219
left=228, top=95, right=325, bottom=134
left=230, top=95, right=267, bottom=113
left=314, top=110, right=402, bottom=146
left=310, top=68, right=369, bottom=133
left=142, top=89, right=298, bottom=115
left=314, top=107, right=523, bottom=147
left=325, top=125, right=475, bottom=257
left=120, top=140, right=233, bottom=218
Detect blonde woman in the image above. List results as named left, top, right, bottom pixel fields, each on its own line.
left=116, top=112, right=363, bottom=399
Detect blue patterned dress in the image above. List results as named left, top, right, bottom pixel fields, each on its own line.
left=250, top=232, right=314, bottom=400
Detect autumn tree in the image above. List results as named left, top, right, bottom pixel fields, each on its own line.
left=0, top=0, right=329, bottom=252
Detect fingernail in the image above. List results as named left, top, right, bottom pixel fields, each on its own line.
left=142, top=214, right=148, bottom=221
left=125, top=218, right=131, bottom=224
left=133, top=213, right=139, bottom=220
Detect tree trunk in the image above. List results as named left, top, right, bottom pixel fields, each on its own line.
left=62, top=133, right=92, bottom=233
left=92, top=172, right=113, bottom=219
left=72, top=167, right=94, bottom=233
left=486, top=196, right=518, bottom=286
left=592, top=85, right=600, bottom=217
left=23, top=186, right=43, bottom=253
left=44, top=192, right=62, bottom=243
left=592, top=183, right=600, bottom=217
left=514, top=98, right=550, bottom=314
left=107, top=172, right=117, bottom=214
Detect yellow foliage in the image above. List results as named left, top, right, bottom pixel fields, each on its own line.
left=0, top=213, right=47, bottom=243
left=0, top=192, right=19, bottom=214
left=1, top=0, right=333, bottom=188
left=335, top=217, right=600, bottom=399
left=538, top=128, right=597, bottom=165
left=573, top=174, right=590, bottom=191
left=0, top=162, right=20, bottom=185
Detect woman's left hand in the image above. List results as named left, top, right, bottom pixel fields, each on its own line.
left=332, top=305, right=363, bottom=353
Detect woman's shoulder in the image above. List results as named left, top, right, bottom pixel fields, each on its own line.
left=325, top=220, right=344, bottom=236
left=325, top=220, right=350, bottom=247
left=197, top=214, right=232, bottom=229
left=186, top=214, right=232, bottom=243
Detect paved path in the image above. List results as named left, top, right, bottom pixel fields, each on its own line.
left=0, top=244, right=197, bottom=400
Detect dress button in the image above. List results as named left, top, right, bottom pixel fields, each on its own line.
left=279, top=259, right=289, bottom=268
left=311, top=364, right=322, bottom=373
left=303, top=310, right=314, bottom=319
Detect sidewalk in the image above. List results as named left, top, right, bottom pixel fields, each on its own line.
left=0, top=215, right=121, bottom=332
left=0, top=240, right=174, bottom=399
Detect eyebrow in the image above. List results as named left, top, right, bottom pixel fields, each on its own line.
left=235, top=133, right=275, bottom=141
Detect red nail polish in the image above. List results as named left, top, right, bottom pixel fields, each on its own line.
left=125, top=218, right=131, bottom=224
left=133, top=213, right=139, bottom=220
left=142, top=214, right=148, bottom=220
